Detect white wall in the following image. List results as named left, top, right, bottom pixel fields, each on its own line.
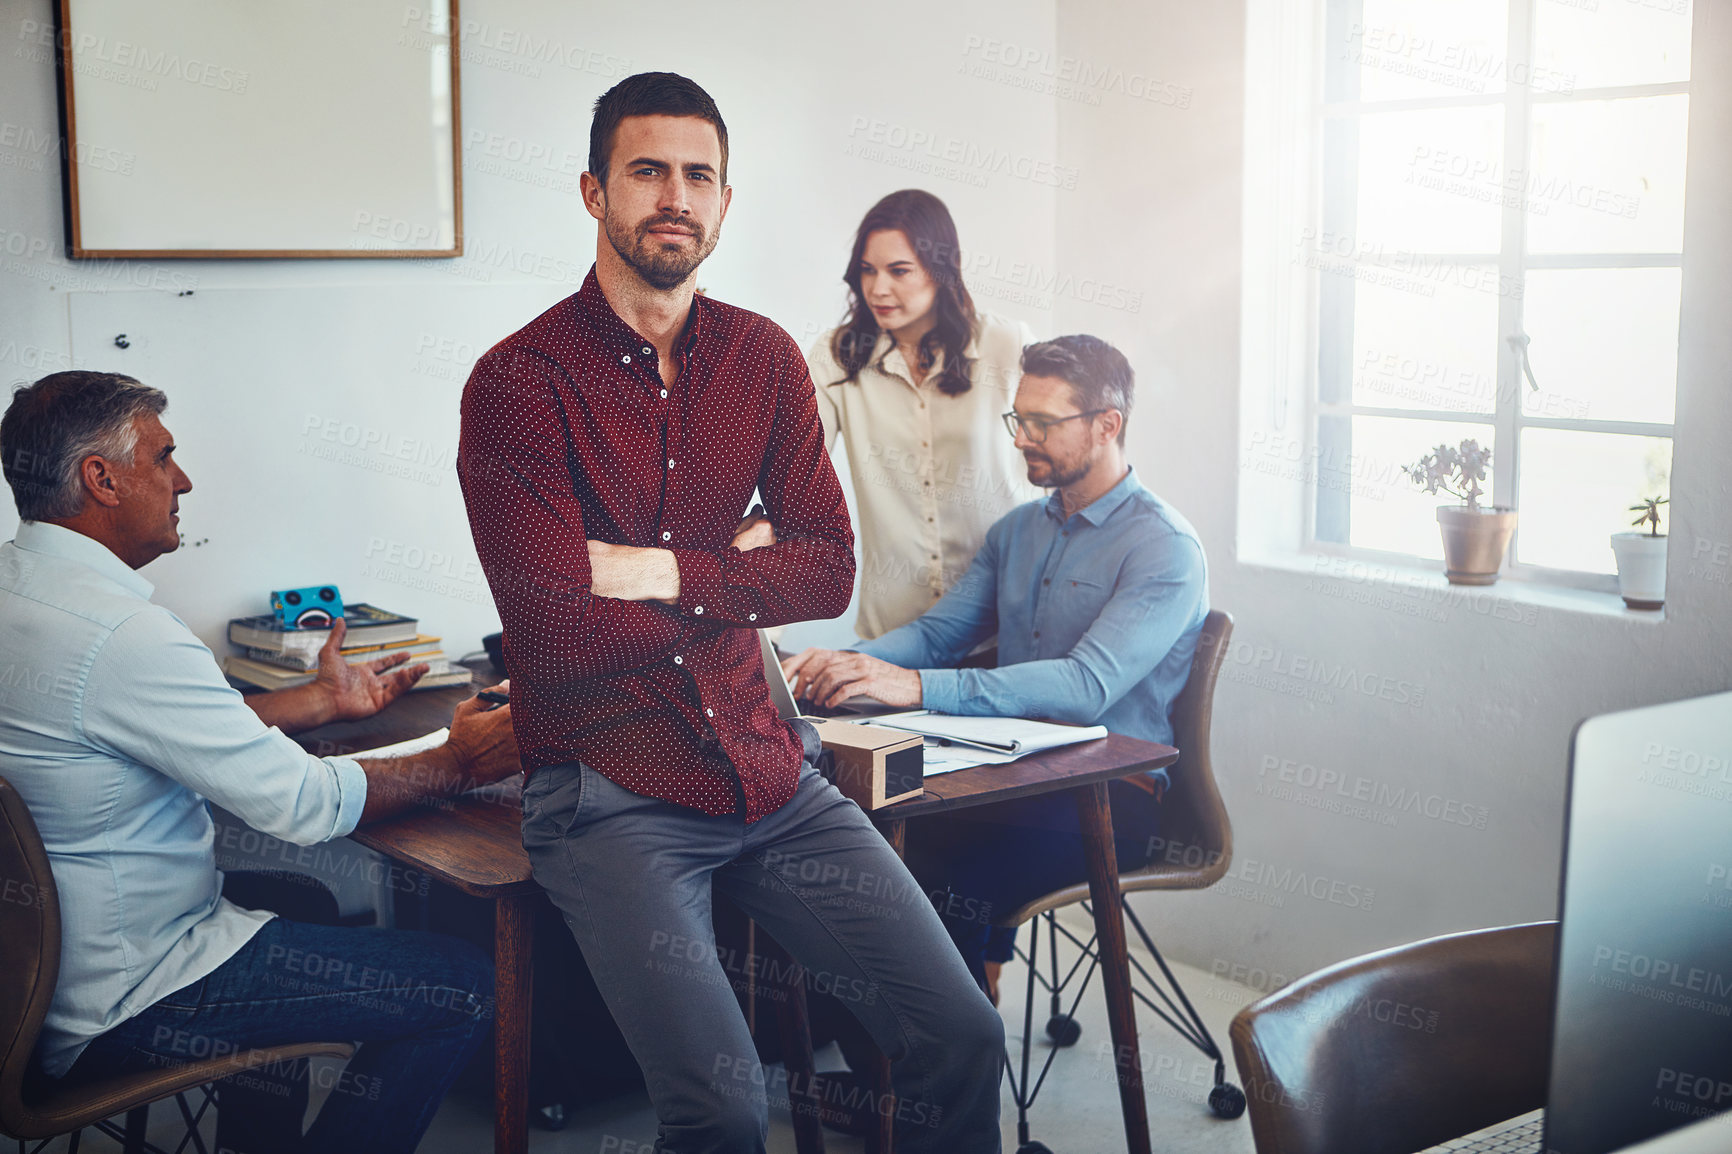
left=0, top=0, right=1060, bottom=655
left=1055, top=0, right=1732, bottom=982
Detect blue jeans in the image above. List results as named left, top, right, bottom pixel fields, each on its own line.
left=521, top=737, right=1005, bottom=1154
left=65, top=919, right=493, bottom=1154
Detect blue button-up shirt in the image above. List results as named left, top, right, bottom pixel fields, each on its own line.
left=855, top=468, right=1208, bottom=749
left=0, top=522, right=368, bottom=1077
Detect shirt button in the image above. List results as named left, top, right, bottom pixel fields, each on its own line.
left=705, top=708, right=714, bottom=717
left=660, top=389, right=668, bottom=398
left=661, top=531, right=672, bottom=541
left=1043, top=578, right=1051, bottom=585
left=668, top=459, right=676, bottom=469
left=674, top=655, right=684, bottom=665
left=621, top=354, right=631, bottom=364
left=748, top=613, right=758, bottom=621
left=694, top=605, right=704, bottom=615
left=1034, top=631, right=1041, bottom=639
left=642, top=346, right=653, bottom=356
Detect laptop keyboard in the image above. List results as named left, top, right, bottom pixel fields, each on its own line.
left=1426, top=1112, right=1544, bottom=1153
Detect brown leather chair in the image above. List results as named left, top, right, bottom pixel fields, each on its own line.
left=0, top=775, right=354, bottom=1154
left=999, top=609, right=1244, bottom=1147
left=1229, top=921, right=1558, bottom=1154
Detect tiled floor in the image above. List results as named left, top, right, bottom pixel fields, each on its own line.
left=38, top=911, right=1265, bottom=1153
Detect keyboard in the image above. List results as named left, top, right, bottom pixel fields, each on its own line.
left=1423, top=1110, right=1544, bottom=1153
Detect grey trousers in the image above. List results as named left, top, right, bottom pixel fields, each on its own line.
left=520, top=739, right=1004, bottom=1154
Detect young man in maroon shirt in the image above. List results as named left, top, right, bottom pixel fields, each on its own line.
left=457, top=73, right=1003, bottom=1152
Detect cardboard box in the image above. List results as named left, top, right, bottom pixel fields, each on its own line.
left=808, top=718, right=925, bottom=809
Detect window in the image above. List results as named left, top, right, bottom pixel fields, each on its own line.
left=1307, top=0, right=1689, bottom=587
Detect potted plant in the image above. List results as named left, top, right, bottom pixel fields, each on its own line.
left=1610, top=496, right=1668, bottom=610
left=1402, top=439, right=1518, bottom=586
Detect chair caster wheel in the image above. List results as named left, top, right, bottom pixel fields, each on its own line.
left=534, top=1102, right=569, bottom=1131
left=1016, top=1143, right=1055, bottom=1154
left=1209, top=1082, right=1247, bottom=1119
left=1044, top=1014, right=1082, bottom=1046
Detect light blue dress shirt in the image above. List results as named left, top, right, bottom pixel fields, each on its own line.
left=854, top=468, right=1208, bottom=750
left=0, top=522, right=368, bottom=1077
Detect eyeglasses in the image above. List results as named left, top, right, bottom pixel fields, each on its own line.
left=1001, top=409, right=1110, bottom=444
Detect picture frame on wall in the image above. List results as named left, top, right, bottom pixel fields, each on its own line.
left=54, top=0, right=463, bottom=259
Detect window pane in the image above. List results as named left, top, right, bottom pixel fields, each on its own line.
left=1351, top=270, right=1502, bottom=412
left=1336, top=0, right=1510, bottom=102
left=1522, top=268, right=1680, bottom=424
left=1517, top=429, right=1673, bottom=573
left=1354, top=108, right=1505, bottom=254
left=1533, top=0, right=1692, bottom=91
left=1526, top=95, right=1689, bottom=254
left=1347, top=416, right=1497, bottom=557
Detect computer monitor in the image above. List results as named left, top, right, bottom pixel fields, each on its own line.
left=1546, top=690, right=1732, bottom=1154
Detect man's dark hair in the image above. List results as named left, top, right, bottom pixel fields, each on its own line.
left=1020, top=335, right=1135, bottom=446
left=588, top=72, right=729, bottom=185
left=1, top=371, right=167, bottom=521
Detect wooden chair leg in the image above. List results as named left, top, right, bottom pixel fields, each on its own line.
left=769, top=943, right=826, bottom=1154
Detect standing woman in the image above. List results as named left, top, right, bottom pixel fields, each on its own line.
left=806, top=189, right=1036, bottom=640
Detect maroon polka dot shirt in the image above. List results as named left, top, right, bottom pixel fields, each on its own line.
left=458, top=269, right=855, bottom=820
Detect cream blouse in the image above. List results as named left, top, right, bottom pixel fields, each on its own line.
left=807, top=312, right=1039, bottom=640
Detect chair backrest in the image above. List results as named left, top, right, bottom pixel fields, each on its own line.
left=1229, top=921, right=1557, bottom=1154
left=1135, top=607, right=1233, bottom=889
left=0, top=775, right=61, bottom=1138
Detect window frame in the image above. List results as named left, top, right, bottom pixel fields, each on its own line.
left=1305, top=0, right=1687, bottom=594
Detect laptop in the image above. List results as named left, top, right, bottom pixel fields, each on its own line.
left=757, top=630, right=895, bottom=720
left=1425, top=690, right=1732, bottom=1154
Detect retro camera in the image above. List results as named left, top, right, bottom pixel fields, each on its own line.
left=270, top=585, right=344, bottom=629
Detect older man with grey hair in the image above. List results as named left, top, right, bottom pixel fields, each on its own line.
left=0, top=370, right=522, bottom=1154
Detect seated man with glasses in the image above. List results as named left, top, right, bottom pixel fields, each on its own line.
left=782, top=334, right=1208, bottom=995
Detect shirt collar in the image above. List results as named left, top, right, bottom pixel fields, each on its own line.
left=575, top=265, right=708, bottom=374
left=12, top=521, right=154, bottom=599
left=1043, top=466, right=1143, bottom=528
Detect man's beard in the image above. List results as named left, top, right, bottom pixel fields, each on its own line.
left=1025, top=451, right=1089, bottom=489
left=604, top=210, right=718, bottom=290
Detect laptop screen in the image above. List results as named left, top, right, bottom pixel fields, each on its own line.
left=1546, top=690, right=1732, bottom=1154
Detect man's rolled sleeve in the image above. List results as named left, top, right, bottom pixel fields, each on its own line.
left=323, top=756, right=369, bottom=840
left=917, top=668, right=964, bottom=715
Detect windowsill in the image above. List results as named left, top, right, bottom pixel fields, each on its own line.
left=1242, top=547, right=1667, bottom=624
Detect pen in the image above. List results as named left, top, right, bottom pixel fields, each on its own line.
left=476, top=689, right=509, bottom=711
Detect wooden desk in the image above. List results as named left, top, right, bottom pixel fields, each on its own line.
left=296, top=691, right=1173, bottom=1154
left=290, top=679, right=540, bottom=1154
left=810, top=733, right=1175, bottom=1154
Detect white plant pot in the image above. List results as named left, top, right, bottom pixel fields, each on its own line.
left=1610, top=532, right=1667, bottom=610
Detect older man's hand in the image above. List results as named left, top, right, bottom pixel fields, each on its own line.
left=780, top=647, right=923, bottom=711
left=314, top=618, right=429, bottom=722
left=445, top=682, right=522, bottom=786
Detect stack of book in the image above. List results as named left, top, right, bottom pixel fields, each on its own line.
left=221, top=603, right=474, bottom=693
